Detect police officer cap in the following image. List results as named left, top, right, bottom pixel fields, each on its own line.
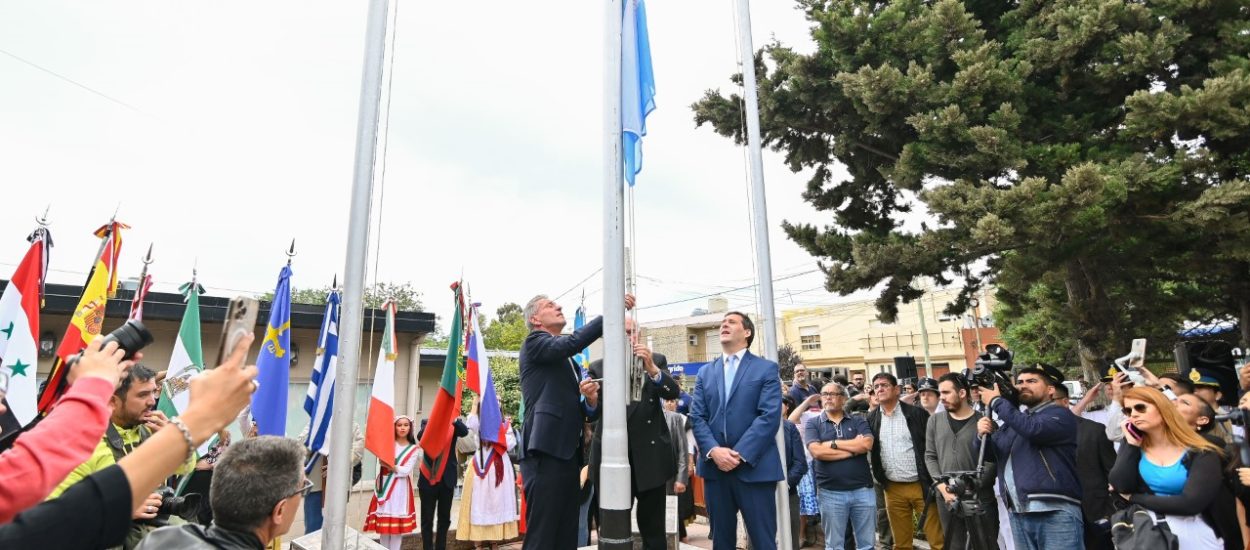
left=916, top=377, right=939, bottom=394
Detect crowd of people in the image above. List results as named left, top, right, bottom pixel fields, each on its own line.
left=3, top=288, right=1250, bottom=550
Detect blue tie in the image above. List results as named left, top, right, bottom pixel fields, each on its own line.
left=724, top=355, right=739, bottom=403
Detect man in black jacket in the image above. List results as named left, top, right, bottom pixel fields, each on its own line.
left=1053, top=384, right=1115, bottom=550
left=137, top=436, right=309, bottom=550
left=588, top=319, right=681, bottom=550
left=519, top=293, right=633, bottom=550
left=867, top=372, right=942, bottom=550
left=416, top=417, right=469, bottom=550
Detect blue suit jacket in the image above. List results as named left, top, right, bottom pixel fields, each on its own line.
left=689, top=351, right=784, bottom=483
left=519, top=317, right=603, bottom=462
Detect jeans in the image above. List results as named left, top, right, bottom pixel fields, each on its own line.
left=304, top=490, right=324, bottom=533
left=818, top=486, right=875, bottom=550
left=578, top=484, right=594, bottom=546
left=1007, top=507, right=1085, bottom=550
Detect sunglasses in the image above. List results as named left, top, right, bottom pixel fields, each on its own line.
left=1121, top=403, right=1151, bottom=416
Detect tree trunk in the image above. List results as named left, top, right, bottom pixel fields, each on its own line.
left=1064, top=258, right=1123, bottom=383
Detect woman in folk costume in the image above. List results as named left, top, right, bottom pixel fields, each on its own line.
left=457, top=397, right=520, bottom=549
left=364, top=415, right=420, bottom=550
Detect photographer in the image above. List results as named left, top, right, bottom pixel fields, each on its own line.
left=0, top=338, right=133, bottom=522
left=924, top=374, right=997, bottom=550
left=975, top=367, right=1082, bottom=549
left=47, top=361, right=199, bottom=548
left=0, top=334, right=259, bottom=548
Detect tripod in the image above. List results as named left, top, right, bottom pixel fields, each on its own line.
left=920, top=430, right=996, bottom=550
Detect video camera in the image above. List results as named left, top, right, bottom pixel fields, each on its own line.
left=136, top=485, right=202, bottom=526
left=963, top=344, right=1018, bottom=405
left=65, top=319, right=154, bottom=368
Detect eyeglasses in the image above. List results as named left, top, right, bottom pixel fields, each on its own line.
left=872, top=383, right=893, bottom=390
left=287, top=478, right=314, bottom=500
left=820, top=392, right=845, bottom=398
left=1121, top=403, right=1150, bottom=416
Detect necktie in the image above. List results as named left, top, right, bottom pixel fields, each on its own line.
left=724, top=355, right=739, bottom=403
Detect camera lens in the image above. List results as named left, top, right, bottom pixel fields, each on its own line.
left=99, top=320, right=155, bottom=360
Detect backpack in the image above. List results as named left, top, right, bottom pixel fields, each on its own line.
left=1110, top=504, right=1178, bottom=550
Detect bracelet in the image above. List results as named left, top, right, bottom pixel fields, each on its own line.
left=168, top=417, right=197, bottom=460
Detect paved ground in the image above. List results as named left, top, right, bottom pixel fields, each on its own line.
left=286, top=493, right=928, bottom=550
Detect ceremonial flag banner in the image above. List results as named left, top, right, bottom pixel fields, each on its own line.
left=467, top=304, right=505, bottom=448
left=573, top=305, right=591, bottom=375
left=304, top=290, right=341, bottom=470
left=0, top=228, right=50, bottom=425
left=157, top=279, right=207, bottom=450
left=622, top=0, right=656, bottom=186
left=420, top=284, right=465, bottom=482
left=365, top=301, right=398, bottom=469
left=37, top=221, right=127, bottom=414
left=251, top=265, right=292, bottom=436
left=128, top=274, right=153, bottom=321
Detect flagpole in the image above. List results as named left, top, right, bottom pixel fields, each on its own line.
left=321, top=0, right=390, bottom=544
left=733, top=0, right=793, bottom=547
left=600, top=0, right=631, bottom=547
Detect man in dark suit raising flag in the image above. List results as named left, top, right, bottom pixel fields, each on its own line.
left=518, top=293, right=634, bottom=550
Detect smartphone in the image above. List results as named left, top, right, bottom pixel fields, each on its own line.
left=1125, top=422, right=1145, bottom=441
left=214, top=296, right=259, bottom=368
left=1117, top=339, right=1149, bottom=386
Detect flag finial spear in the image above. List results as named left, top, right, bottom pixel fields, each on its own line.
left=286, top=239, right=297, bottom=266
left=332, top=274, right=339, bottom=291
left=36, top=205, right=51, bottom=227
left=142, top=243, right=154, bottom=266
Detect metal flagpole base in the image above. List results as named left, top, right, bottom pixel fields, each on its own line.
left=291, top=527, right=386, bottom=550
left=599, top=507, right=633, bottom=550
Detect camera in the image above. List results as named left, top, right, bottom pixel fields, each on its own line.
left=66, top=320, right=154, bottom=367
left=963, top=344, right=1018, bottom=405
left=137, top=486, right=202, bottom=526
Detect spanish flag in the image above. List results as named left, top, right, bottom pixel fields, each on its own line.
left=36, top=221, right=127, bottom=414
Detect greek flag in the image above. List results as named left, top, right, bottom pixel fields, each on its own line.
left=303, top=290, right=340, bottom=470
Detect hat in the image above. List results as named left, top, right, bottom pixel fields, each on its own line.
left=1100, top=365, right=1120, bottom=383
left=1038, top=363, right=1065, bottom=386
left=1189, top=367, right=1223, bottom=388
left=916, top=377, right=939, bottom=394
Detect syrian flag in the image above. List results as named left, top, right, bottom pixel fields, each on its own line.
left=157, top=278, right=207, bottom=451
left=0, top=227, right=51, bottom=426
left=365, top=301, right=398, bottom=469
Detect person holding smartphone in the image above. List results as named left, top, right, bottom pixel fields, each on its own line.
left=1110, top=387, right=1231, bottom=549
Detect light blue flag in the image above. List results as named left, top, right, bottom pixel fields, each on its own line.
left=302, top=289, right=340, bottom=470
left=573, top=305, right=590, bottom=375
left=622, top=0, right=656, bottom=186
left=252, top=265, right=292, bottom=436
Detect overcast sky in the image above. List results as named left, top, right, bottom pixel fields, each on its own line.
left=0, top=0, right=874, bottom=328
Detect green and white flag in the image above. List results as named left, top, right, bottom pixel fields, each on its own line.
left=159, top=279, right=207, bottom=451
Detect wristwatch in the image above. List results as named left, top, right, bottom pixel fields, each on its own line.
left=829, top=440, right=838, bottom=450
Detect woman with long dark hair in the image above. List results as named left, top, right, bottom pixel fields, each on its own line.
left=1110, top=387, right=1228, bottom=549
left=364, top=415, right=419, bottom=550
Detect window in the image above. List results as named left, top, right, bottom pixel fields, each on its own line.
left=799, top=325, right=821, bottom=351
left=689, top=333, right=698, bottom=347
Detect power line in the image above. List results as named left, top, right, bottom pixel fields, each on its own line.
left=638, top=269, right=818, bottom=310
left=553, top=267, right=603, bottom=302
left=0, top=47, right=148, bottom=116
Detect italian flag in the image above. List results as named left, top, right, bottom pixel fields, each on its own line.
left=365, top=301, right=399, bottom=470
left=37, top=221, right=127, bottom=413
left=419, top=283, right=465, bottom=483
left=0, top=228, right=50, bottom=426
left=158, top=280, right=207, bottom=450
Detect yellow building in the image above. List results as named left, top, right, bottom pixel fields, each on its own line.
left=778, top=286, right=1001, bottom=381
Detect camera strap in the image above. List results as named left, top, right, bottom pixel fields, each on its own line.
left=105, top=423, right=152, bottom=463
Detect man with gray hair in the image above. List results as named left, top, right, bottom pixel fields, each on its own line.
left=518, top=292, right=634, bottom=550
left=138, top=436, right=311, bottom=549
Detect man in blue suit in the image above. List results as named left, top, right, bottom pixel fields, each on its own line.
left=690, top=311, right=784, bottom=550
left=518, top=292, right=634, bottom=550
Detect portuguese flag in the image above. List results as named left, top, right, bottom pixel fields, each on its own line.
left=419, top=283, right=465, bottom=483
left=37, top=221, right=127, bottom=414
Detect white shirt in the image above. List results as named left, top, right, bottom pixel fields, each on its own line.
left=879, top=403, right=919, bottom=482
left=722, top=348, right=748, bottom=391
